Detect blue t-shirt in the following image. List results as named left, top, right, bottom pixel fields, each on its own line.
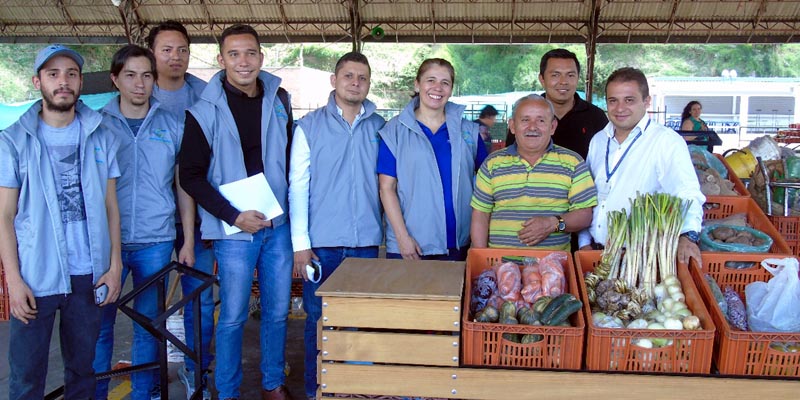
left=377, top=122, right=488, bottom=249
left=38, top=118, right=93, bottom=275
left=126, top=117, right=145, bottom=137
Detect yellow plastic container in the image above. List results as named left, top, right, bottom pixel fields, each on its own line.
left=725, top=148, right=757, bottom=178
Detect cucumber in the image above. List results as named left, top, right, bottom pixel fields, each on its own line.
left=539, top=293, right=573, bottom=324
left=541, top=294, right=582, bottom=326
left=545, top=298, right=582, bottom=326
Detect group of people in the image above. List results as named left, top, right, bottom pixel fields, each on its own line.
left=1, top=19, right=706, bottom=400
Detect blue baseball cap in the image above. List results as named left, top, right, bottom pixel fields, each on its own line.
left=34, top=44, right=84, bottom=74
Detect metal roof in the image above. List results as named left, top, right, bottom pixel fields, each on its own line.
left=0, top=0, right=798, bottom=45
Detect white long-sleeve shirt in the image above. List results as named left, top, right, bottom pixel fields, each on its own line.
left=288, top=105, right=364, bottom=252
left=578, top=115, right=705, bottom=247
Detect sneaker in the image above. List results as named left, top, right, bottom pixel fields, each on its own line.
left=177, top=366, right=212, bottom=400
left=150, top=386, right=161, bottom=400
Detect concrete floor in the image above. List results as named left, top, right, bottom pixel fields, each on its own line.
left=0, top=278, right=309, bottom=400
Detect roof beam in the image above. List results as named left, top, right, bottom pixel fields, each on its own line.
left=277, top=0, right=292, bottom=42
left=199, top=0, right=218, bottom=44
left=348, top=0, right=362, bottom=51
left=748, top=0, right=769, bottom=43
left=56, top=0, right=81, bottom=43
left=115, top=0, right=146, bottom=45
left=665, top=0, right=680, bottom=43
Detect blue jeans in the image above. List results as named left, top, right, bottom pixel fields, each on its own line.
left=213, top=223, right=293, bottom=399
left=386, top=246, right=468, bottom=261
left=176, top=224, right=216, bottom=374
left=9, top=274, right=101, bottom=400
left=302, top=246, right=379, bottom=397
left=93, top=241, right=173, bottom=400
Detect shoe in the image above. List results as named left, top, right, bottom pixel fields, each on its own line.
left=150, top=386, right=161, bottom=400
left=177, top=366, right=212, bottom=400
left=261, top=385, right=294, bottom=400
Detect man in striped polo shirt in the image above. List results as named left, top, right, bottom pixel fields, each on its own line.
left=470, top=94, right=597, bottom=250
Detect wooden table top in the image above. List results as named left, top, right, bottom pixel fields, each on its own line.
left=316, top=258, right=465, bottom=301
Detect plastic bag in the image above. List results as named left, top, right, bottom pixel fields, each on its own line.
left=744, top=258, right=800, bottom=332
left=689, top=145, right=728, bottom=178
left=699, top=224, right=773, bottom=253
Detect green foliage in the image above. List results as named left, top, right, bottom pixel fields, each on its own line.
left=2, top=42, right=800, bottom=107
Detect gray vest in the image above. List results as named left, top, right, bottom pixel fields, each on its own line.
left=188, top=70, right=291, bottom=241
left=379, top=98, right=480, bottom=255
left=296, top=92, right=386, bottom=248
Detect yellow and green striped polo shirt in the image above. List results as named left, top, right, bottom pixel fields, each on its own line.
left=471, top=142, right=597, bottom=250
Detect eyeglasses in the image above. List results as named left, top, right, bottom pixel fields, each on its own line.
left=305, top=259, right=322, bottom=283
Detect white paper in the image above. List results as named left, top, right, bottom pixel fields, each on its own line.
left=218, top=173, right=283, bottom=235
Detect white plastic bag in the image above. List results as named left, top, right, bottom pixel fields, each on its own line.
left=744, top=258, right=800, bottom=332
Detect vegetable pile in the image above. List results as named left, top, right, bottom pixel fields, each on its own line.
left=690, top=147, right=739, bottom=196
left=584, top=193, right=703, bottom=347
left=470, top=254, right=582, bottom=343
left=707, top=226, right=766, bottom=247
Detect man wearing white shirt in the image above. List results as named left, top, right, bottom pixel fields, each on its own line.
left=288, top=52, right=385, bottom=400
left=579, top=67, right=704, bottom=265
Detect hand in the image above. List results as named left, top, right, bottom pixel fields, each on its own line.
left=178, top=242, right=195, bottom=267
left=8, top=278, right=37, bottom=324
left=677, top=236, right=702, bottom=267
left=518, top=216, right=556, bottom=247
left=234, top=210, right=272, bottom=233
left=96, top=262, right=123, bottom=306
left=293, top=249, right=318, bottom=281
left=397, top=234, right=422, bottom=260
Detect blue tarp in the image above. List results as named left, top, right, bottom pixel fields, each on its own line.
left=1, top=92, right=116, bottom=130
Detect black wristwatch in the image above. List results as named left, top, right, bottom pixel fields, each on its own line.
left=681, top=230, right=700, bottom=244
left=554, top=215, right=566, bottom=233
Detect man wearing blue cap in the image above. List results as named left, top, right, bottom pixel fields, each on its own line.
left=0, top=44, right=123, bottom=399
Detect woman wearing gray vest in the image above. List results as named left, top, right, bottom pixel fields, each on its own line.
left=377, top=58, right=488, bottom=261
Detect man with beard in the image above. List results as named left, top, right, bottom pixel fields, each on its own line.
left=471, top=94, right=596, bottom=250
left=289, top=52, right=385, bottom=400
left=1, top=44, right=123, bottom=399
left=93, top=44, right=193, bottom=400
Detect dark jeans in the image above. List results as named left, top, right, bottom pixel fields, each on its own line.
left=8, top=274, right=102, bottom=400
left=386, top=245, right=469, bottom=261
left=302, top=246, right=379, bottom=397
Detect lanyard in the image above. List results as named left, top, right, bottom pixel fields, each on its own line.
left=605, top=120, right=649, bottom=182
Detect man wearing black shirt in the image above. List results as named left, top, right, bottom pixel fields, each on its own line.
left=179, top=24, right=294, bottom=400
left=506, top=49, right=607, bottom=159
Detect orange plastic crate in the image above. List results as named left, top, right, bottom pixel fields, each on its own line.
left=703, top=197, right=793, bottom=255
left=461, top=248, right=585, bottom=370
left=575, top=250, right=715, bottom=373
left=690, top=253, right=800, bottom=377
left=703, top=154, right=750, bottom=198
left=768, top=214, right=800, bottom=257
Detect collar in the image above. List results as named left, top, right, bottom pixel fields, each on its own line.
left=336, top=104, right=365, bottom=119
left=220, top=73, right=264, bottom=98
left=605, top=114, right=651, bottom=141
left=505, top=139, right=555, bottom=156
left=541, top=92, right=588, bottom=116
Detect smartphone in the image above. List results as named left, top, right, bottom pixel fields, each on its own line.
left=94, top=284, right=108, bottom=305
left=306, top=259, right=322, bottom=283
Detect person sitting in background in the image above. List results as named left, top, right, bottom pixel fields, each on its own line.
left=471, top=94, right=596, bottom=250
left=680, top=100, right=709, bottom=131
left=378, top=58, right=488, bottom=261
left=474, top=104, right=498, bottom=151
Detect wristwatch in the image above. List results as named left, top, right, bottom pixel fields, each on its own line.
left=554, top=215, right=566, bottom=233
left=680, top=230, right=700, bottom=244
